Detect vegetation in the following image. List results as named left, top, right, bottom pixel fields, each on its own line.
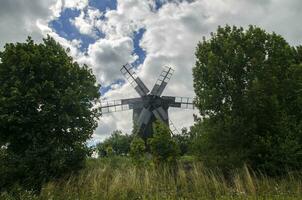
left=148, top=121, right=180, bottom=165
left=172, top=127, right=194, bottom=156
left=129, top=136, right=146, bottom=165
left=1, top=158, right=302, bottom=200
left=0, top=37, right=100, bottom=191
left=192, top=25, right=302, bottom=174
left=96, top=130, right=133, bottom=157
left=1, top=25, right=302, bottom=199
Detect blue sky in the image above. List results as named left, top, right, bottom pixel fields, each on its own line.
left=88, top=0, right=117, bottom=11
left=48, top=0, right=155, bottom=96
left=49, top=1, right=115, bottom=52
left=49, top=8, right=100, bottom=51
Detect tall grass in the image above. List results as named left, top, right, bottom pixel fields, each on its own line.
left=1, top=157, right=302, bottom=200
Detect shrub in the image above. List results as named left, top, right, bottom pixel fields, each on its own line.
left=148, top=121, right=180, bottom=165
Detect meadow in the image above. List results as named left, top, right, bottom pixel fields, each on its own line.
left=2, top=157, right=302, bottom=200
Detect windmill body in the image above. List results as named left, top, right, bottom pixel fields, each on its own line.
left=101, top=64, right=194, bottom=139
left=132, top=95, right=170, bottom=139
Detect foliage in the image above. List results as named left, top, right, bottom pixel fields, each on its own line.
left=129, top=136, right=148, bottom=166
left=130, top=137, right=145, bottom=158
left=2, top=157, right=302, bottom=200
left=192, top=25, right=302, bottom=174
left=0, top=36, right=100, bottom=191
left=147, top=121, right=180, bottom=165
left=96, top=130, right=133, bottom=157
left=172, top=128, right=193, bottom=156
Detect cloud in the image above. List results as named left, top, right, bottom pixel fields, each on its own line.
left=140, top=1, right=205, bottom=92
left=0, top=0, right=56, bottom=49
left=77, top=37, right=137, bottom=85
left=51, top=0, right=89, bottom=16
left=99, top=0, right=154, bottom=39
left=63, top=0, right=89, bottom=10
left=71, top=8, right=102, bottom=37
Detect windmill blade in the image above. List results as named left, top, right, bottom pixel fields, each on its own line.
left=150, top=66, right=174, bottom=96
left=137, top=107, right=153, bottom=129
left=101, top=97, right=143, bottom=113
left=169, top=120, right=180, bottom=135
left=121, top=97, right=144, bottom=109
left=162, top=96, right=195, bottom=109
left=120, top=63, right=149, bottom=96
left=152, top=106, right=169, bottom=122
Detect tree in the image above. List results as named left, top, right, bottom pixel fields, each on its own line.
left=172, top=128, right=192, bottom=156
left=148, top=121, right=180, bottom=165
left=192, top=25, right=302, bottom=174
left=130, top=136, right=146, bottom=165
left=96, top=130, right=133, bottom=157
left=0, top=36, right=101, bottom=191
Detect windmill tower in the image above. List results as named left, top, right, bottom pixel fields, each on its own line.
left=101, top=63, right=194, bottom=139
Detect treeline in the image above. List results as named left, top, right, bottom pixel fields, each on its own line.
left=96, top=126, right=192, bottom=158
left=96, top=121, right=182, bottom=165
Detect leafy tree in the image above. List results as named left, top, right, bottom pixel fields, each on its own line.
left=148, top=121, right=180, bottom=165
left=0, top=36, right=101, bottom=191
left=130, top=136, right=146, bottom=165
left=192, top=25, right=302, bottom=174
left=172, top=128, right=192, bottom=156
left=130, top=136, right=146, bottom=157
left=96, top=130, right=133, bottom=157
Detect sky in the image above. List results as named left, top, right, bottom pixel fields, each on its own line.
left=1, top=0, right=302, bottom=144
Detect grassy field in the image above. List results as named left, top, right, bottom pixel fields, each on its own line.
left=1, top=157, right=302, bottom=200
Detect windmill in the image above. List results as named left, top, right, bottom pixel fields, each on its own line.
left=100, top=63, right=194, bottom=139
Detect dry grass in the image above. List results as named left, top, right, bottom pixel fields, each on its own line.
left=2, top=157, right=302, bottom=200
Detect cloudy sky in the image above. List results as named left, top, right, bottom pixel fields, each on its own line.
left=1, top=0, right=302, bottom=143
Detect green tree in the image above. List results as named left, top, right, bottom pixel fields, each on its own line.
left=192, top=25, right=302, bottom=174
left=130, top=136, right=146, bottom=165
left=148, top=121, right=180, bottom=165
left=0, top=36, right=101, bottom=191
left=172, top=128, right=192, bottom=156
left=96, top=130, right=133, bottom=157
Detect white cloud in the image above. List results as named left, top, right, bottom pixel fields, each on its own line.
left=0, top=0, right=57, bottom=49
left=0, top=0, right=89, bottom=50
left=140, top=1, right=205, bottom=92
left=64, top=0, right=88, bottom=10
left=99, top=0, right=154, bottom=39
left=77, top=37, right=137, bottom=85
left=71, top=8, right=102, bottom=37
left=49, top=0, right=89, bottom=19
left=51, top=0, right=89, bottom=11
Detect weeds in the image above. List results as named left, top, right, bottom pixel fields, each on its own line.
left=1, top=157, right=302, bottom=200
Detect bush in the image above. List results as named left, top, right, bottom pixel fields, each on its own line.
left=148, top=121, right=180, bottom=165
left=130, top=136, right=147, bottom=166
left=96, top=130, right=133, bottom=157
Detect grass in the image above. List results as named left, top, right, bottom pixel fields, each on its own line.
left=1, top=157, right=302, bottom=200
